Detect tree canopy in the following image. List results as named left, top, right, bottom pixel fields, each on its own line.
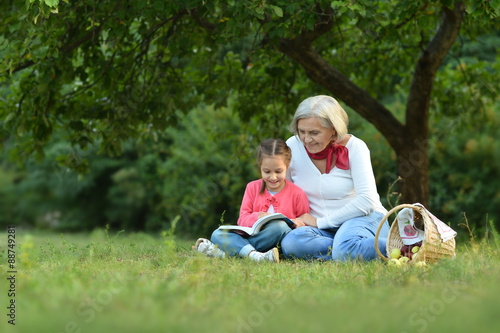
left=1, top=0, right=499, bottom=206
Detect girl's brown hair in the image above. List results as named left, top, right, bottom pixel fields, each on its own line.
left=257, top=139, right=292, bottom=194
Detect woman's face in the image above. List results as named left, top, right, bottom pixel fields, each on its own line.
left=297, top=117, right=335, bottom=153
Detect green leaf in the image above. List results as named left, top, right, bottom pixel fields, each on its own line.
left=44, top=0, right=59, bottom=8
left=0, top=36, right=7, bottom=51
left=55, top=155, right=67, bottom=163
left=271, top=5, right=283, bottom=18
left=5, top=113, right=16, bottom=124
left=330, top=1, right=345, bottom=9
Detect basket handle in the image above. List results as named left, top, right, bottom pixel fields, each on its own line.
left=374, top=203, right=420, bottom=261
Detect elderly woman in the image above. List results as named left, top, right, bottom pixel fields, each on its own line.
left=281, top=95, right=390, bottom=261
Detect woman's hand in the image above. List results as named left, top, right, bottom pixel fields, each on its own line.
left=258, top=212, right=271, bottom=219
left=291, top=219, right=307, bottom=228
left=298, top=213, right=318, bottom=227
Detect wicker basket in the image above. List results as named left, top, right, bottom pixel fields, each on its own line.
left=375, top=204, right=456, bottom=264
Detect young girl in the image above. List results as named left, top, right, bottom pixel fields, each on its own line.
left=194, top=138, right=309, bottom=262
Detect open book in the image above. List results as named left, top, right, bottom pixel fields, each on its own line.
left=217, top=213, right=295, bottom=236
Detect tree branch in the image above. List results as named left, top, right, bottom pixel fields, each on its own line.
left=61, top=25, right=103, bottom=55
left=405, top=1, right=465, bottom=138
left=278, top=7, right=406, bottom=151
left=191, top=8, right=217, bottom=32
left=62, top=49, right=118, bottom=101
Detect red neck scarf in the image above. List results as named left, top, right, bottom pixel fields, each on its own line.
left=305, top=143, right=349, bottom=173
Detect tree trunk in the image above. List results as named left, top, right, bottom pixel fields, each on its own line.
left=399, top=0, right=465, bottom=207
left=396, top=138, right=430, bottom=207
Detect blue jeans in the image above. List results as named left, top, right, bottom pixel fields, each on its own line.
left=281, top=211, right=390, bottom=261
left=211, top=221, right=292, bottom=257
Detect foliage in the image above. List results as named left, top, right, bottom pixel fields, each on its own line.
left=2, top=93, right=499, bottom=234
left=1, top=1, right=498, bottom=164
left=428, top=102, right=500, bottom=232
left=159, top=101, right=264, bottom=236
left=0, top=132, right=168, bottom=231
left=0, top=100, right=283, bottom=236
left=0, top=230, right=499, bottom=332
left=1, top=0, right=499, bottom=232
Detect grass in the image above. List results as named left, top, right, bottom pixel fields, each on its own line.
left=1, top=228, right=500, bottom=333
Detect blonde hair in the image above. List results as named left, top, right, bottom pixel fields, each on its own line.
left=289, top=95, right=349, bottom=143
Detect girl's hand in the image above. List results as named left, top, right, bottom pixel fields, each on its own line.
left=298, top=213, right=318, bottom=227
left=258, top=212, right=271, bottom=219
left=291, top=219, right=307, bottom=228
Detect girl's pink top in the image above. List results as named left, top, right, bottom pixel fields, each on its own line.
left=237, top=179, right=310, bottom=227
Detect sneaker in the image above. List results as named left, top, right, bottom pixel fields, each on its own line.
left=194, top=238, right=226, bottom=258
left=249, top=248, right=280, bottom=263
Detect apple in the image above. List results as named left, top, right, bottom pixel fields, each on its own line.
left=390, top=248, right=401, bottom=259
left=411, top=246, right=420, bottom=254
left=401, top=245, right=411, bottom=258
left=399, top=257, right=410, bottom=264
left=415, top=261, right=427, bottom=267
left=388, top=258, right=401, bottom=266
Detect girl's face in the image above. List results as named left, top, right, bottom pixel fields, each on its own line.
left=297, top=117, right=335, bottom=153
left=260, top=155, right=288, bottom=192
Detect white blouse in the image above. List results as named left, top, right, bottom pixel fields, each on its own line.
left=286, top=135, right=387, bottom=229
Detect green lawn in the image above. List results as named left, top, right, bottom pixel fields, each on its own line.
left=1, top=228, right=499, bottom=333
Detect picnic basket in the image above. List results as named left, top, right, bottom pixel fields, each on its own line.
left=374, top=204, right=456, bottom=264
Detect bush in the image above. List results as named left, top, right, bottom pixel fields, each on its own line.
left=159, top=102, right=260, bottom=237
left=1, top=97, right=498, bottom=238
